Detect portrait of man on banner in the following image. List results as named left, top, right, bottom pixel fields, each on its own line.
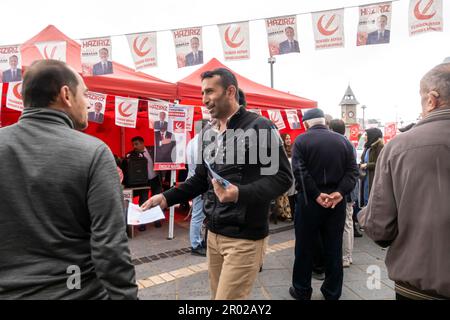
left=366, top=14, right=391, bottom=45
left=88, top=102, right=105, bottom=124
left=154, top=116, right=176, bottom=163
left=279, top=26, right=300, bottom=54
left=93, top=48, right=113, bottom=76
left=2, top=55, right=22, bottom=83
left=185, top=37, right=204, bottom=67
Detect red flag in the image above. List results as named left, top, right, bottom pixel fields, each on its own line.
left=384, top=122, right=397, bottom=143
left=349, top=124, right=360, bottom=144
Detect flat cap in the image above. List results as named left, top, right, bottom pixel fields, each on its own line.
left=302, top=108, right=325, bottom=122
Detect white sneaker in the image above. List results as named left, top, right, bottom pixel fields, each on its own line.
left=343, top=260, right=351, bottom=268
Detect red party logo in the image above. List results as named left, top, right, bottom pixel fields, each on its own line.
left=118, top=102, right=134, bottom=117
left=317, top=14, right=339, bottom=36
left=224, top=26, right=245, bottom=48
left=133, top=36, right=152, bottom=57
left=414, top=0, right=436, bottom=20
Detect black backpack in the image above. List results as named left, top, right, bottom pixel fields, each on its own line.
left=123, top=153, right=149, bottom=187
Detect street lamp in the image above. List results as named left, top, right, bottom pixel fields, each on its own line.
left=268, top=57, right=276, bottom=88
left=361, top=105, right=367, bottom=130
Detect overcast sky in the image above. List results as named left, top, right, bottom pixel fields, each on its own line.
left=3, top=0, right=449, bottom=124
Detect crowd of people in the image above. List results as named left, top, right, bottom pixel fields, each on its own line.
left=0, top=59, right=449, bottom=300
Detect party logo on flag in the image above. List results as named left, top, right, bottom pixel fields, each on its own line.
left=312, top=9, right=345, bottom=50
left=127, top=32, right=157, bottom=70
left=267, top=110, right=286, bottom=130
left=81, top=37, right=113, bottom=76
left=35, top=41, right=67, bottom=62
left=357, top=2, right=392, bottom=46
left=265, top=15, right=300, bottom=56
left=0, top=45, right=22, bottom=83
left=409, top=0, right=442, bottom=36
left=218, top=22, right=250, bottom=61
left=115, top=97, right=138, bottom=128
left=173, top=27, right=203, bottom=68
left=6, top=81, right=24, bottom=112
left=173, top=121, right=185, bottom=134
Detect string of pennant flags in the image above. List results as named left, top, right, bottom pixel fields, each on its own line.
left=1, top=81, right=303, bottom=131
left=0, top=0, right=444, bottom=77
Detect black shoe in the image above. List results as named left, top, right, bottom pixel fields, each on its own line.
left=138, top=225, right=147, bottom=232
left=312, top=271, right=326, bottom=281
left=191, top=246, right=207, bottom=257
left=289, top=287, right=311, bottom=300
left=354, top=222, right=363, bottom=238
left=259, top=266, right=263, bottom=273
left=154, top=221, right=162, bottom=228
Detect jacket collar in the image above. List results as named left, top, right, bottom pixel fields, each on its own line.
left=416, top=108, right=450, bottom=128
left=307, top=124, right=329, bottom=131
left=19, top=107, right=75, bottom=129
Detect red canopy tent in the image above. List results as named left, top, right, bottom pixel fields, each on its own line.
left=176, top=58, right=317, bottom=140
left=1, top=25, right=178, bottom=156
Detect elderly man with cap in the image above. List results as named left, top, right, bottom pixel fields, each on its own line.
left=290, top=108, right=358, bottom=300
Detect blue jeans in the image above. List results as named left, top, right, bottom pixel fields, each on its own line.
left=190, top=196, right=205, bottom=249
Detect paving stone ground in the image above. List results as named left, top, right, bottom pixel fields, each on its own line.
left=128, top=219, right=394, bottom=300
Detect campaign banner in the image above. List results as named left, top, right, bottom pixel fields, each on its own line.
left=218, top=22, right=250, bottom=61
left=349, top=124, right=361, bottom=144
left=409, top=0, right=443, bottom=36
left=35, top=41, right=67, bottom=62
left=312, top=9, right=345, bottom=50
left=265, top=15, right=300, bottom=56
left=115, top=97, right=138, bottom=128
left=173, top=27, right=203, bottom=68
left=0, top=45, right=22, bottom=83
left=285, top=110, right=302, bottom=130
left=267, top=110, right=286, bottom=130
left=148, top=101, right=170, bottom=130
left=81, top=37, right=113, bottom=76
left=248, top=109, right=262, bottom=116
left=6, top=81, right=24, bottom=112
left=357, top=2, right=392, bottom=46
left=384, top=122, right=397, bottom=143
left=201, top=106, right=211, bottom=120
left=126, top=32, right=157, bottom=70
left=154, top=104, right=187, bottom=171
left=87, top=92, right=107, bottom=124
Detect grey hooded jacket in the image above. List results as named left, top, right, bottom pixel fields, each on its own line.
left=0, top=108, right=137, bottom=300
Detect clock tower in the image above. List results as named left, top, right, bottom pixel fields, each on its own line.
left=339, top=85, right=359, bottom=125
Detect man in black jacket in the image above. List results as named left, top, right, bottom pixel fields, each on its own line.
left=123, top=136, right=163, bottom=230
left=290, top=109, right=358, bottom=300
left=142, top=68, right=293, bottom=300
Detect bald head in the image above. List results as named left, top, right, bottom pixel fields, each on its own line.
left=420, top=63, right=450, bottom=116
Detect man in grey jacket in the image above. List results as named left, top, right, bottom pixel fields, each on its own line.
left=359, top=63, right=450, bottom=299
left=0, top=60, right=137, bottom=300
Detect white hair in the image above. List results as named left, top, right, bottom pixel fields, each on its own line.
left=304, top=118, right=326, bottom=128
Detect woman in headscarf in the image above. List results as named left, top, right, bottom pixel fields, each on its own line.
left=360, top=128, right=384, bottom=206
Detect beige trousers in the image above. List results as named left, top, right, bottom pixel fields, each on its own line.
left=343, top=202, right=354, bottom=264
left=207, top=231, right=267, bottom=300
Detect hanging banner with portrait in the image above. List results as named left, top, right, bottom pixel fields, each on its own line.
left=81, top=37, right=114, bottom=76
left=0, top=45, right=22, bottom=83
left=265, top=15, right=300, bottom=56
left=172, top=27, right=203, bottom=68
left=153, top=104, right=187, bottom=171
left=87, top=92, right=107, bottom=124
left=357, top=2, right=392, bottom=46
